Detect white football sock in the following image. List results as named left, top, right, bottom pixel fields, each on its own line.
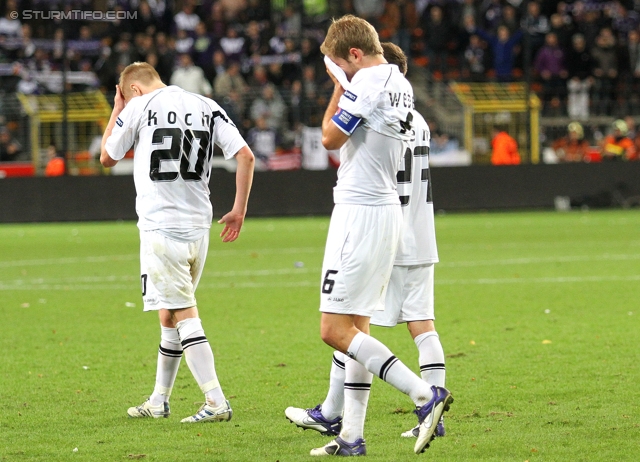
left=339, top=357, right=372, bottom=443
left=149, top=326, right=182, bottom=406
left=347, top=332, right=433, bottom=406
left=176, top=317, right=225, bottom=407
left=321, top=351, right=346, bottom=420
left=415, top=331, right=445, bottom=387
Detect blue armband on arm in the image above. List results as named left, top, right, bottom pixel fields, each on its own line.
left=331, top=109, right=362, bottom=135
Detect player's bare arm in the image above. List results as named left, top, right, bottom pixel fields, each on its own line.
left=321, top=75, right=349, bottom=151
left=100, top=85, right=125, bottom=168
left=218, top=145, right=255, bottom=243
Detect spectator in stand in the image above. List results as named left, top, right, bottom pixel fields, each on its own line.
left=534, top=32, right=568, bottom=115
left=0, top=0, right=22, bottom=38
left=482, top=0, right=503, bottom=32
left=154, top=32, right=176, bottom=84
left=566, top=33, right=594, bottom=121
left=430, top=131, right=459, bottom=156
left=145, top=52, right=159, bottom=70
left=591, top=28, right=619, bottom=115
left=18, top=24, right=35, bottom=62
left=174, top=2, right=200, bottom=33
left=490, top=125, right=520, bottom=165
left=193, top=22, right=214, bottom=71
left=219, top=26, right=246, bottom=63
left=452, top=0, right=481, bottom=33
left=623, top=29, right=640, bottom=111
left=137, top=1, right=160, bottom=36
left=575, top=10, right=603, bottom=50
left=267, top=63, right=287, bottom=88
left=246, top=21, right=270, bottom=58
left=248, top=64, right=270, bottom=88
left=170, top=53, right=213, bottom=97
left=609, top=1, right=639, bottom=46
left=522, top=1, right=550, bottom=57
left=249, top=84, right=287, bottom=132
left=300, top=65, right=318, bottom=100
left=246, top=116, right=278, bottom=170
left=462, top=34, right=488, bottom=82
left=300, top=37, right=323, bottom=83
left=106, top=5, right=133, bottom=38
left=500, top=5, right=520, bottom=35
left=549, top=13, right=574, bottom=49
left=474, top=25, right=523, bottom=82
left=108, top=36, right=140, bottom=75
left=0, top=127, right=22, bottom=162
left=279, top=6, right=302, bottom=38
left=281, top=38, right=302, bottom=83
left=551, top=122, right=589, bottom=162
left=175, top=28, right=195, bottom=54
left=214, top=60, right=248, bottom=100
left=421, top=6, right=450, bottom=75
left=624, top=116, right=637, bottom=139
left=44, top=145, right=65, bottom=176
left=205, top=2, right=227, bottom=41
left=394, top=0, right=418, bottom=56
left=601, top=119, right=635, bottom=161
left=135, top=34, right=155, bottom=62
left=207, top=50, right=227, bottom=83
left=220, top=0, right=247, bottom=22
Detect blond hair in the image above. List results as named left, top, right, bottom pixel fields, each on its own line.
left=320, top=15, right=383, bottom=60
left=381, top=42, right=407, bottom=75
left=119, top=62, right=162, bottom=98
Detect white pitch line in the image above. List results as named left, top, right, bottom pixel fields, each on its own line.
left=436, top=274, right=640, bottom=285
left=2, top=251, right=639, bottom=271
left=438, top=253, right=640, bottom=268
left=2, top=275, right=639, bottom=291
left=0, top=247, right=324, bottom=268
left=1, top=267, right=318, bottom=286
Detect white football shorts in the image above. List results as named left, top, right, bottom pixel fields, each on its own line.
left=371, top=263, right=435, bottom=327
left=139, top=230, right=209, bottom=311
left=320, top=204, right=402, bottom=317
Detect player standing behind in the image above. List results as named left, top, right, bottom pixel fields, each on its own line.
left=286, top=41, right=447, bottom=442
left=304, top=16, right=452, bottom=456
left=100, top=63, right=254, bottom=423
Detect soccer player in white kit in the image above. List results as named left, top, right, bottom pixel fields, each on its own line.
left=303, top=17, right=452, bottom=456
left=286, top=42, right=448, bottom=443
left=100, top=63, right=255, bottom=423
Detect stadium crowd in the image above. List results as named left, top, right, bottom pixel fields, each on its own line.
left=1, top=0, right=639, bottom=166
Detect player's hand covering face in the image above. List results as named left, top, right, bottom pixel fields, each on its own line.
left=326, top=54, right=359, bottom=81
left=114, top=85, right=126, bottom=110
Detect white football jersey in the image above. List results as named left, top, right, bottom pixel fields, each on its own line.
left=395, top=111, right=439, bottom=265
left=301, top=125, right=329, bottom=170
left=105, top=85, right=247, bottom=233
left=331, top=64, right=414, bottom=205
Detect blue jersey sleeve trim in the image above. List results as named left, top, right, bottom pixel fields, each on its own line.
left=331, top=109, right=362, bottom=135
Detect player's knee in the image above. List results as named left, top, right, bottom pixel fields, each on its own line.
left=321, top=323, right=345, bottom=350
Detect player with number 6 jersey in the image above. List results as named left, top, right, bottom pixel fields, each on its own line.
left=100, top=62, right=255, bottom=425
left=301, top=15, right=452, bottom=457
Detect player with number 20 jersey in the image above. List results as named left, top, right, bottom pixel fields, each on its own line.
left=105, top=86, right=246, bottom=234
left=101, top=62, right=254, bottom=425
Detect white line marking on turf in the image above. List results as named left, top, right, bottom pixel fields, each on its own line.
left=1, top=267, right=318, bottom=285
left=439, top=253, right=640, bottom=268
left=0, top=247, right=324, bottom=268
left=2, top=275, right=640, bottom=291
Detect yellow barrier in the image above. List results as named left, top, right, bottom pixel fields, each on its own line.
left=17, top=91, right=112, bottom=175
left=450, top=82, right=541, bottom=164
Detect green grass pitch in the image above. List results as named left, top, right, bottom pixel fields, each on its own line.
left=1, top=210, right=639, bottom=461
